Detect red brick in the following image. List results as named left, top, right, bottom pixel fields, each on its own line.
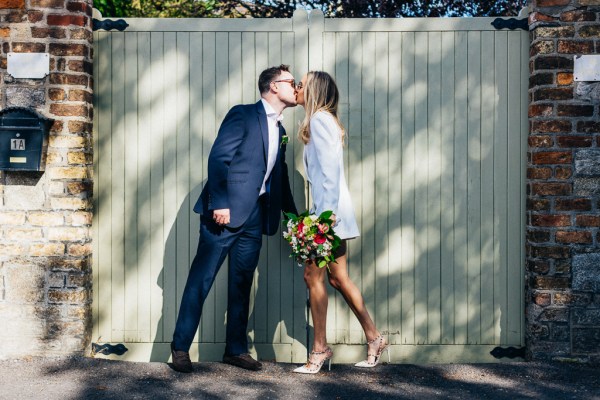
left=0, top=57, right=6, bottom=69
left=534, top=56, right=574, bottom=71
left=530, top=41, right=555, bottom=58
left=68, top=121, right=92, bottom=134
left=577, top=121, right=600, bottom=133
left=11, top=42, right=46, bottom=53
left=529, top=230, right=552, bottom=243
left=47, top=14, right=87, bottom=27
left=529, top=104, right=553, bottom=118
left=532, top=276, right=571, bottom=290
left=529, top=245, right=570, bottom=259
left=27, top=10, right=44, bottom=22
left=560, top=10, right=597, bottom=22
left=533, top=87, right=574, bottom=101
left=29, top=0, right=64, bottom=8
left=579, top=25, right=600, bottom=38
left=532, top=120, right=572, bottom=133
left=557, top=136, right=593, bottom=147
left=528, top=198, right=551, bottom=211
left=50, top=121, right=64, bottom=133
left=67, top=1, right=91, bottom=13
left=68, top=60, right=92, bottom=74
left=528, top=259, right=550, bottom=274
left=49, top=43, right=88, bottom=57
left=536, top=0, right=571, bottom=5
left=555, top=166, right=572, bottom=180
left=528, top=167, right=553, bottom=179
left=533, top=292, right=552, bottom=306
left=31, top=27, right=67, bottom=39
left=0, top=0, right=25, bottom=8
left=48, top=88, right=66, bottom=101
left=557, top=104, right=595, bottom=117
left=555, top=198, right=592, bottom=211
left=558, top=40, right=595, bottom=54
left=576, top=215, right=600, bottom=227
left=529, top=135, right=554, bottom=147
left=49, top=103, right=88, bottom=117
left=531, top=182, right=572, bottom=196
left=68, top=89, right=92, bottom=103
left=6, top=10, right=26, bottom=22
left=531, top=151, right=572, bottom=164
left=49, top=73, right=88, bottom=86
left=556, top=231, right=592, bottom=244
left=557, top=73, right=573, bottom=86
left=532, top=214, right=571, bottom=227
left=70, top=28, right=92, bottom=41
left=0, top=27, right=9, bottom=38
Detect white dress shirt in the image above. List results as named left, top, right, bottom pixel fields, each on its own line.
left=260, top=98, right=282, bottom=195
left=303, top=111, right=360, bottom=239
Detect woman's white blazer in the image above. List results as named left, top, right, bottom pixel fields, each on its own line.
left=303, top=111, right=360, bottom=240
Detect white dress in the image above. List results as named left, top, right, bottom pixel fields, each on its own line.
left=303, top=111, right=360, bottom=240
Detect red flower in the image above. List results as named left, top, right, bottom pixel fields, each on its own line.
left=314, top=234, right=326, bottom=244
left=298, top=222, right=304, bottom=232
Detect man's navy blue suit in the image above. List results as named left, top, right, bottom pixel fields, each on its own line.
left=172, top=100, right=297, bottom=357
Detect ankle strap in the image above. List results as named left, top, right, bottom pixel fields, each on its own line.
left=367, top=334, right=383, bottom=345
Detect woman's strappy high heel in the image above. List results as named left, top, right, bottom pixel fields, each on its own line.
left=354, top=334, right=389, bottom=368
left=293, top=347, right=333, bottom=374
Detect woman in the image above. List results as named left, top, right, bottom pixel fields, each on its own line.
left=293, top=71, right=388, bottom=374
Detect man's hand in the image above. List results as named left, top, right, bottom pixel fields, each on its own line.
left=213, top=209, right=230, bottom=225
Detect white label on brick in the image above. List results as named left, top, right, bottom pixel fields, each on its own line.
left=574, top=55, right=600, bottom=82
left=7, top=53, right=50, bottom=79
left=11, top=138, right=26, bottom=150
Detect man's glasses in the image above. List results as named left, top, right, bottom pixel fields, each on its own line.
left=272, top=79, right=296, bottom=89
left=295, top=82, right=303, bottom=90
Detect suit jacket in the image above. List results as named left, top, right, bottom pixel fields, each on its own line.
left=193, top=100, right=297, bottom=235
left=303, top=111, right=359, bottom=239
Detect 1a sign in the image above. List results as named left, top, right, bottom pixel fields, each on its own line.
left=11, top=138, right=25, bottom=150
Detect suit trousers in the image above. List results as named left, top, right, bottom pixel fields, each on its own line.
left=172, top=198, right=263, bottom=356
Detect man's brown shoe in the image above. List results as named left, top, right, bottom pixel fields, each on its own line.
left=222, top=353, right=262, bottom=371
left=170, top=342, right=193, bottom=373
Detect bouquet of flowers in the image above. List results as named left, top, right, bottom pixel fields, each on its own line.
left=282, top=210, right=341, bottom=268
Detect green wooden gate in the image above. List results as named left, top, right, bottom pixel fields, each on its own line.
left=93, top=10, right=528, bottom=363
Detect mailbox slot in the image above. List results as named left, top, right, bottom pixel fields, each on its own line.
left=0, top=107, right=52, bottom=171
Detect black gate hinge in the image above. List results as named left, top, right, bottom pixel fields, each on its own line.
left=92, top=18, right=129, bottom=32
left=491, top=18, right=529, bottom=31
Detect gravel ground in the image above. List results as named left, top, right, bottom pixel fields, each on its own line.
left=0, top=357, right=598, bottom=400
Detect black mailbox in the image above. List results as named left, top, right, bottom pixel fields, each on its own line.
left=0, top=107, right=52, bottom=171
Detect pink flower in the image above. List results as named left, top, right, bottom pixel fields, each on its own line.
left=314, top=234, right=326, bottom=244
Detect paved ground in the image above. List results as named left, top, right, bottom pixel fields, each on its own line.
left=0, top=357, right=598, bottom=399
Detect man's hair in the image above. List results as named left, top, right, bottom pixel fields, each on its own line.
left=258, top=64, right=290, bottom=94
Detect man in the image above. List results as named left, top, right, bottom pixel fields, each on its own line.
left=170, top=65, right=298, bottom=373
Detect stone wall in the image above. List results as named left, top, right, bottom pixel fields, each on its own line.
left=528, top=0, right=600, bottom=362
left=0, top=0, right=93, bottom=358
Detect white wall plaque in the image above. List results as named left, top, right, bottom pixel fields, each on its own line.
left=7, top=53, right=50, bottom=79
left=574, top=55, right=600, bottom=82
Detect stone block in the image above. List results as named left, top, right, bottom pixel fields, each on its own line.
left=573, top=328, right=600, bottom=353
left=50, top=197, right=91, bottom=211
left=47, top=227, right=89, bottom=242
left=576, top=82, right=600, bottom=103
left=578, top=0, right=600, bottom=4
left=574, top=177, right=600, bottom=196
left=575, top=150, right=600, bottom=177
left=49, top=135, right=87, bottom=149
left=4, top=262, right=45, bottom=303
left=549, top=324, right=570, bottom=341
left=6, top=87, right=45, bottom=108
left=573, top=253, right=600, bottom=291
left=3, top=185, right=45, bottom=210
left=573, top=309, right=600, bottom=325
left=3, top=227, right=43, bottom=241
left=28, top=212, right=64, bottom=226
left=0, top=212, right=26, bottom=225
left=29, top=242, right=65, bottom=257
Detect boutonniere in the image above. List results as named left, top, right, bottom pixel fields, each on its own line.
left=280, top=135, right=289, bottom=147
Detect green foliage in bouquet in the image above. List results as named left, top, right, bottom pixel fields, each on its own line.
left=282, top=210, right=342, bottom=268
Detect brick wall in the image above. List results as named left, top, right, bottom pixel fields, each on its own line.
left=0, top=0, right=93, bottom=358
left=528, top=0, right=600, bottom=362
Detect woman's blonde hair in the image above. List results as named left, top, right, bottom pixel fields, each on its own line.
left=298, top=71, right=345, bottom=145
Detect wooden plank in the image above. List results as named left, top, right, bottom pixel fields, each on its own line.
left=323, top=16, right=515, bottom=33
left=149, top=32, right=166, bottom=343
left=95, top=31, right=112, bottom=343
left=333, top=32, right=350, bottom=345
left=347, top=31, right=363, bottom=344
left=360, top=31, right=376, bottom=345
left=387, top=31, right=402, bottom=346
left=213, top=31, right=229, bottom=343
left=136, top=31, right=152, bottom=343
left=440, top=31, right=456, bottom=345
left=480, top=30, right=496, bottom=344
left=199, top=32, right=217, bottom=345
left=266, top=31, right=283, bottom=345
left=427, top=31, right=442, bottom=345
left=466, top=30, right=482, bottom=345
left=493, top=30, right=509, bottom=345
left=111, top=17, right=295, bottom=33
left=413, top=31, right=428, bottom=345
left=400, top=31, right=416, bottom=345
left=162, top=31, right=179, bottom=345
left=175, top=32, right=191, bottom=339
left=123, top=32, right=139, bottom=342
left=110, top=32, right=126, bottom=343
left=453, top=31, right=469, bottom=345
left=91, top=30, right=100, bottom=343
